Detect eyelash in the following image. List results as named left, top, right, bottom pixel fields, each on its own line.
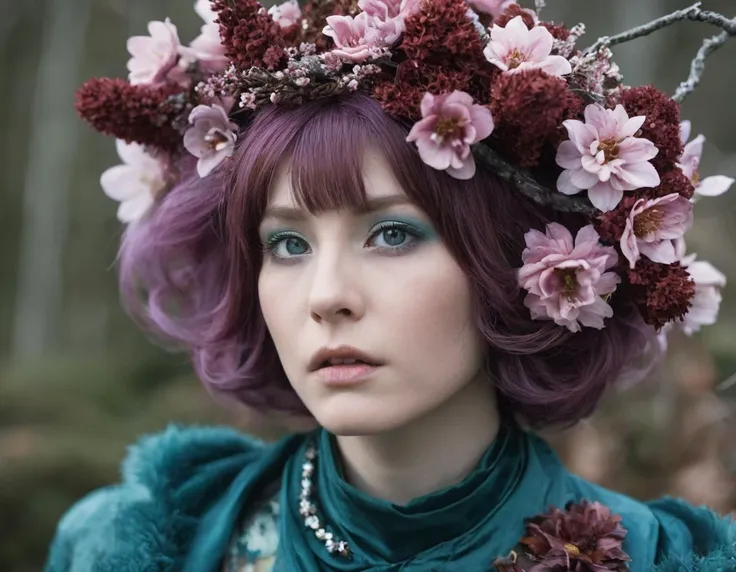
left=261, top=221, right=424, bottom=263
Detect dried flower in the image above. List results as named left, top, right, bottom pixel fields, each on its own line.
left=75, top=78, right=185, bottom=153
left=100, top=140, right=166, bottom=223
left=126, top=19, right=187, bottom=87
left=406, top=90, right=494, bottom=179
left=400, top=0, right=490, bottom=69
left=556, top=103, right=661, bottom=212
left=183, top=104, right=238, bottom=177
left=483, top=16, right=571, bottom=77
left=618, top=85, right=682, bottom=173
left=492, top=3, right=539, bottom=28
left=518, top=223, right=620, bottom=333
left=520, top=500, right=630, bottom=571
left=490, top=69, right=584, bottom=168
left=679, top=120, right=734, bottom=199
left=619, top=193, right=692, bottom=268
left=211, top=0, right=287, bottom=71
left=627, top=259, right=695, bottom=329
left=268, top=0, right=302, bottom=28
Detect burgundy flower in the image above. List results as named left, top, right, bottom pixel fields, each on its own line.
left=520, top=500, right=631, bottom=571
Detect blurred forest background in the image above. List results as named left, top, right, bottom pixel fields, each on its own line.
left=0, top=0, right=735, bottom=570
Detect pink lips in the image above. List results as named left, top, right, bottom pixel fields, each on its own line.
left=315, top=363, right=379, bottom=385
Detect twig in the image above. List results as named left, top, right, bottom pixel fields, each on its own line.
left=533, top=0, right=546, bottom=17
left=582, top=2, right=736, bottom=55
left=673, top=30, right=730, bottom=103
left=471, top=145, right=596, bottom=214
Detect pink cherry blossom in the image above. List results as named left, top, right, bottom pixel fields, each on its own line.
left=180, top=23, right=229, bottom=74
left=681, top=255, right=726, bottom=335
left=194, top=0, right=217, bottom=24
left=405, top=91, right=495, bottom=180
left=100, top=140, right=166, bottom=223
left=619, top=193, right=692, bottom=268
left=127, top=18, right=186, bottom=86
left=268, top=0, right=302, bottom=28
left=358, top=0, right=420, bottom=21
left=555, top=104, right=661, bottom=212
left=184, top=104, right=238, bottom=177
left=322, top=11, right=403, bottom=62
left=483, top=16, right=571, bottom=77
left=678, top=120, right=734, bottom=199
left=518, top=223, right=620, bottom=332
left=467, top=0, right=516, bottom=17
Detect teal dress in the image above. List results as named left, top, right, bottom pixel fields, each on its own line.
left=45, top=421, right=735, bottom=572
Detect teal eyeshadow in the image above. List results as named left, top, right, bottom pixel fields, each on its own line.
left=373, top=216, right=439, bottom=240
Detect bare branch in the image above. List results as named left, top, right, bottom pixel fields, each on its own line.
left=582, top=2, right=736, bottom=56
left=471, top=145, right=596, bottom=215
left=673, top=30, right=730, bottom=103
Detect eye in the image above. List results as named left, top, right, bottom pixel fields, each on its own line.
left=263, top=232, right=310, bottom=260
left=365, top=221, right=423, bottom=253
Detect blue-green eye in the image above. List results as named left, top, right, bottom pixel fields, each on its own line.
left=262, top=232, right=310, bottom=260
left=365, top=221, right=426, bottom=254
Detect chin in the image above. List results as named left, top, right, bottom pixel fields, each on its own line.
left=309, top=393, right=410, bottom=436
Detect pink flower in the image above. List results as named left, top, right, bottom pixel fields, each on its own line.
left=126, top=18, right=185, bottom=86
left=619, top=193, right=692, bottom=268
left=556, top=104, right=661, bottom=212
left=194, top=0, right=217, bottom=24
left=518, top=223, right=620, bottom=332
left=268, top=0, right=302, bottom=28
left=682, top=257, right=726, bottom=335
left=406, top=91, right=495, bottom=180
left=679, top=120, right=734, bottom=199
left=322, top=11, right=402, bottom=62
left=358, top=0, right=420, bottom=21
left=100, top=140, right=166, bottom=223
left=467, top=0, right=516, bottom=17
left=483, top=16, right=571, bottom=77
left=177, top=0, right=229, bottom=74
left=181, top=23, right=229, bottom=74
left=183, top=104, right=238, bottom=177
left=672, top=238, right=726, bottom=335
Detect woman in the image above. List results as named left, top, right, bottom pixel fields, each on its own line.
left=48, top=0, right=735, bottom=570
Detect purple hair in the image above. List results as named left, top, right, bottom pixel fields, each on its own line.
left=119, top=93, right=658, bottom=428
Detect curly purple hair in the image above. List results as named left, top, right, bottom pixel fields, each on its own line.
left=119, top=93, right=658, bottom=428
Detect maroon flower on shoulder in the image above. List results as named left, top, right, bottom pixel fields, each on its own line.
left=520, top=500, right=631, bottom=571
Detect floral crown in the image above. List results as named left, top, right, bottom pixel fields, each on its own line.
left=76, top=0, right=735, bottom=336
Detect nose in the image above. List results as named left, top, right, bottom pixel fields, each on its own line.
left=308, top=250, right=366, bottom=324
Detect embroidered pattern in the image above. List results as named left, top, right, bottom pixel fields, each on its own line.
left=224, top=495, right=281, bottom=572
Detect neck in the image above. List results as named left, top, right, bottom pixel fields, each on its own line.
left=334, top=374, right=500, bottom=504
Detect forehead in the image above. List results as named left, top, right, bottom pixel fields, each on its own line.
left=268, top=148, right=406, bottom=209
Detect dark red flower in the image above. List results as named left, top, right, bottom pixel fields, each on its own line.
left=490, top=69, right=584, bottom=168
left=520, top=500, right=630, bottom=571
left=75, top=78, right=185, bottom=153
left=374, top=62, right=476, bottom=122
left=627, top=259, right=695, bottom=329
left=401, top=0, right=490, bottom=71
left=541, top=22, right=572, bottom=42
left=618, top=85, right=682, bottom=173
left=494, top=4, right=536, bottom=28
left=595, top=195, right=637, bottom=244
left=644, top=168, right=695, bottom=201
left=211, top=0, right=287, bottom=71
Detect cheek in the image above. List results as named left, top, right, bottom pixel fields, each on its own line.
left=257, top=268, right=293, bottom=345
left=382, top=250, right=480, bottom=358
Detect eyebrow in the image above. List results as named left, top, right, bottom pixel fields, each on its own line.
left=262, top=194, right=412, bottom=221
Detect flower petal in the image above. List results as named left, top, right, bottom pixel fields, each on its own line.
left=556, top=169, right=583, bottom=195
left=587, top=180, right=623, bottom=212
left=696, top=175, right=734, bottom=197
left=556, top=140, right=583, bottom=169
left=615, top=160, right=660, bottom=190
left=638, top=239, right=678, bottom=264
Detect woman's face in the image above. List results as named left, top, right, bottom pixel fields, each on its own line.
left=257, top=150, right=487, bottom=436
